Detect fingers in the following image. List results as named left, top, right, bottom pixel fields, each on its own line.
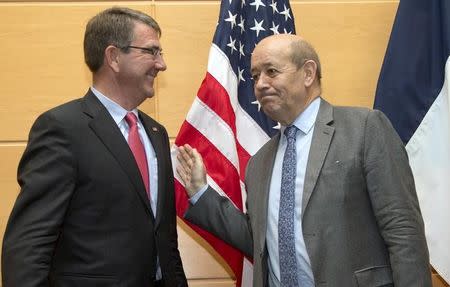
left=177, top=144, right=203, bottom=170
left=191, top=147, right=205, bottom=167
left=177, top=146, right=192, bottom=171
left=176, top=145, right=198, bottom=182
left=176, top=165, right=190, bottom=185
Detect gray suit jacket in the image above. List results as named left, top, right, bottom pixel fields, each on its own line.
left=185, top=99, right=431, bottom=287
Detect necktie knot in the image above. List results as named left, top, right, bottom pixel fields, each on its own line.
left=284, top=125, right=298, bottom=142
left=125, top=112, right=138, bottom=127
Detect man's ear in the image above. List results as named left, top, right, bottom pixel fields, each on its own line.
left=104, top=45, right=121, bottom=73
left=303, top=60, right=318, bottom=87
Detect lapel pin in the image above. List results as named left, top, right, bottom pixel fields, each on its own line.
left=152, top=127, right=158, bottom=132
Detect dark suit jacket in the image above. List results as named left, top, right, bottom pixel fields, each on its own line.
left=2, top=90, right=187, bottom=287
left=185, top=99, right=431, bottom=287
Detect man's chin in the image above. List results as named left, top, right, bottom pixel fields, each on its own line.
left=145, top=89, right=155, bottom=99
left=262, top=104, right=280, bottom=116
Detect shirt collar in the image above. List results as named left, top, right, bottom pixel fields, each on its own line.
left=90, top=86, right=139, bottom=124
left=281, top=97, right=321, bottom=136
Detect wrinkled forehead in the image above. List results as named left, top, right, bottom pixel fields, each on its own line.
left=251, top=40, right=291, bottom=68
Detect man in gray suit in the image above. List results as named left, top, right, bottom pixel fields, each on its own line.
left=176, top=34, right=431, bottom=287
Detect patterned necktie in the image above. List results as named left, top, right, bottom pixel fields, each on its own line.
left=279, top=125, right=299, bottom=286
left=125, top=112, right=150, bottom=198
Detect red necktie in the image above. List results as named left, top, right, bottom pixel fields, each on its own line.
left=125, top=112, right=150, bottom=198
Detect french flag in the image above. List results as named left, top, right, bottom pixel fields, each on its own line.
left=374, top=0, right=450, bottom=283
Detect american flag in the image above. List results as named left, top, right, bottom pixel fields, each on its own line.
left=172, top=0, right=296, bottom=285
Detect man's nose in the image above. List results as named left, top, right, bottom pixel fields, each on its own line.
left=156, top=56, right=167, bottom=71
left=254, top=74, right=269, bottom=90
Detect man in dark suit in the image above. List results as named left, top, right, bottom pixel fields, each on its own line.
left=176, top=34, right=431, bottom=286
left=2, top=7, right=187, bottom=287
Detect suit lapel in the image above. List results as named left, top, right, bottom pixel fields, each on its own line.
left=302, top=99, right=334, bottom=217
left=139, top=111, right=166, bottom=229
left=256, top=134, right=280, bottom=253
left=82, top=91, right=154, bottom=217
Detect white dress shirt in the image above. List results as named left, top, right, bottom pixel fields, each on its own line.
left=266, top=97, right=320, bottom=287
left=91, top=86, right=161, bottom=280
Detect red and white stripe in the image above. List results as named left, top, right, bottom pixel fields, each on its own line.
left=172, top=43, right=270, bottom=286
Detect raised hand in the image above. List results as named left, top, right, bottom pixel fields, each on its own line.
left=176, top=144, right=207, bottom=197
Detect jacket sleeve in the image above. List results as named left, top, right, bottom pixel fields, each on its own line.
left=363, top=110, right=432, bottom=287
left=2, top=112, right=76, bottom=287
left=184, top=186, right=253, bottom=258
left=160, top=126, right=188, bottom=286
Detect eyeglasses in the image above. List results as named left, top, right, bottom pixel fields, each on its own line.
left=121, top=45, right=163, bottom=57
